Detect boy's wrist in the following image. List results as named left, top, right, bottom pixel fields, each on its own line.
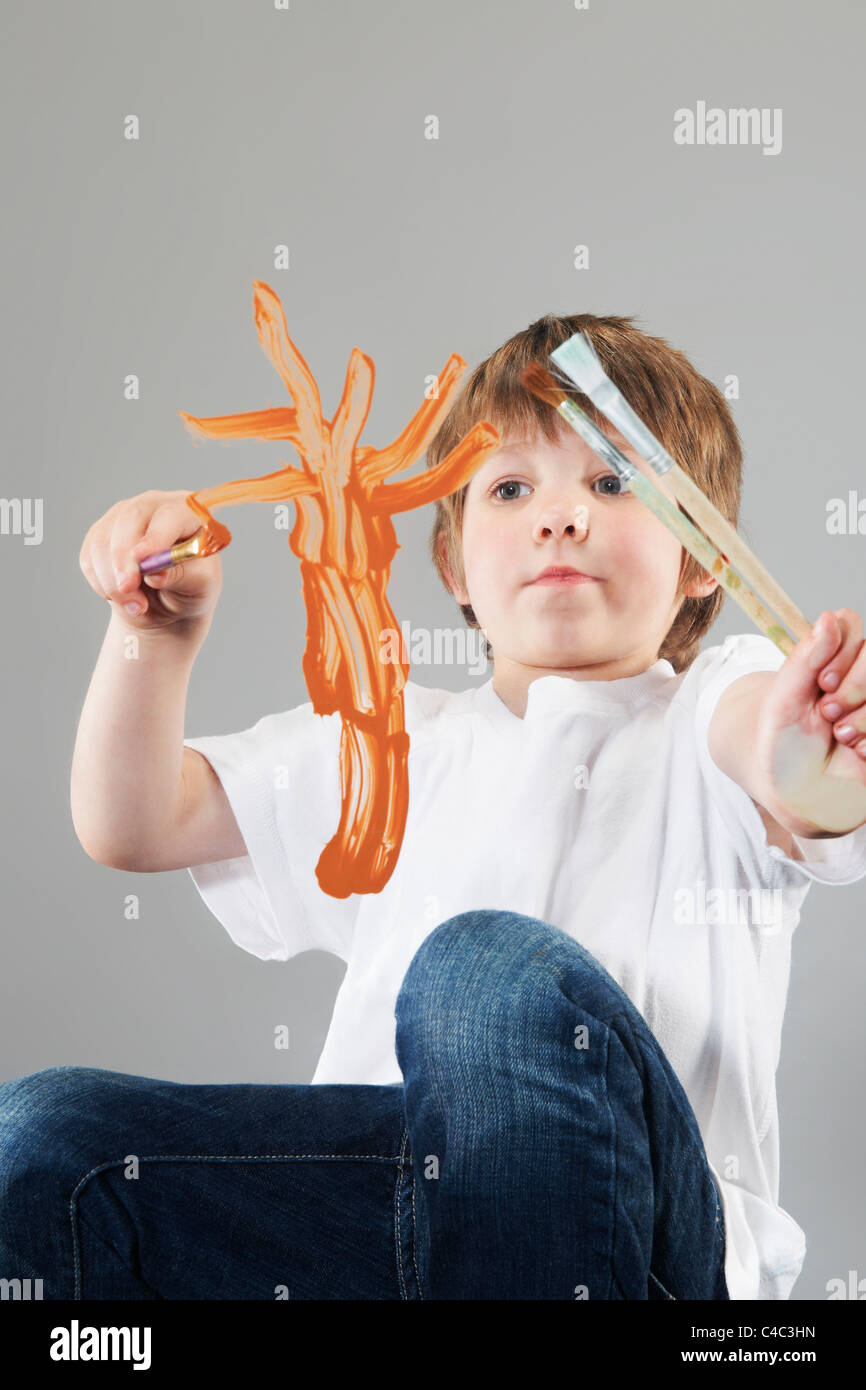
left=107, top=604, right=213, bottom=651
left=758, top=787, right=866, bottom=840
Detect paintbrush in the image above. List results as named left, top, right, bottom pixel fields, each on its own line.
left=520, top=361, right=802, bottom=656
left=137, top=531, right=210, bottom=574
left=548, top=331, right=812, bottom=646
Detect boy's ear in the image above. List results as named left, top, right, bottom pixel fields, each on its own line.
left=675, top=548, right=719, bottom=602
left=436, top=533, right=470, bottom=605
left=681, top=573, right=720, bottom=600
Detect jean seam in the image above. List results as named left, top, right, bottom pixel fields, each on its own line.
left=70, top=1152, right=406, bottom=1301
left=648, top=1268, right=677, bottom=1300
left=394, top=1127, right=410, bottom=1300
left=601, top=1020, right=619, bottom=1302
left=712, top=1177, right=728, bottom=1296
left=410, top=1159, right=423, bottom=1300
left=73, top=1204, right=166, bottom=1300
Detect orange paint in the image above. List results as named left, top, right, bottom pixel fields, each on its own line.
left=179, top=281, right=500, bottom=899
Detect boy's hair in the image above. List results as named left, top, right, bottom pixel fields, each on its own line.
left=426, top=312, right=743, bottom=674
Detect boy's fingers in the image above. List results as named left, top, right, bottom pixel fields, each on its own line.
left=816, top=609, right=866, bottom=717
left=110, top=499, right=158, bottom=593
left=129, top=505, right=197, bottom=573
left=834, top=714, right=866, bottom=754
left=803, top=611, right=841, bottom=666
left=142, top=563, right=185, bottom=588
left=819, top=673, right=866, bottom=753
left=83, top=566, right=110, bottom=602
left=89, top=543, right=127, bottom=604
left=768, top=611, right=846, bottom=729
left=825, top=698, right=866, bottom=752
left=788, top=611, right=839, bottom=681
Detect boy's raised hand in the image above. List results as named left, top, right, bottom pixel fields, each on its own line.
left=756, top=609, right=866, bottom=834
left=79, top=489, right=223, bottom=632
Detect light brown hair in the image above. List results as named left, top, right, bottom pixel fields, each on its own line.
left=426, top=312, right=743, bottom=674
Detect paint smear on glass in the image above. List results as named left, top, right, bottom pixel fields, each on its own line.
left=771, top=723, right=866, bottom=834
left=178, top=281, right=500, bottom=899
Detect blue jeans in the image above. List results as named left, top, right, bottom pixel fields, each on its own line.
left=0, top=911, right=728, bottom=1300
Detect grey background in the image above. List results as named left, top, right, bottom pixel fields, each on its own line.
left=2, top=0, right=864, bottom=1299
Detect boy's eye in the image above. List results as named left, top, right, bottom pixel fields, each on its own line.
left=489, top=479, right=531, bottom=501
left=593, top=474, right=629, bottom=496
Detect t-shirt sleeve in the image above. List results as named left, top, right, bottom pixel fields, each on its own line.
left=183, top=703, right=357, bottom=961
left=691, top=632, right=866, bottom=887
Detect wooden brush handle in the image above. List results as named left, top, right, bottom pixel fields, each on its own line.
left=626, top=468, right=798, bottom=657
left=669, top=465, right=812, bottom=642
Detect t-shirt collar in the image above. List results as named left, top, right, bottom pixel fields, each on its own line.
left=475, top=659, right=677, bottom=724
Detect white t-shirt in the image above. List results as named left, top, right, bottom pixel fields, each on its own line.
left=183, top=632, right=866, bottom=1301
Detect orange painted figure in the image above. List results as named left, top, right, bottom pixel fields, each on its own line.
left=176, top=281, right=500, bottom=899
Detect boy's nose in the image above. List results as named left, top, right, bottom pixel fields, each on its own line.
left=532, top=503, right=590, bottom=540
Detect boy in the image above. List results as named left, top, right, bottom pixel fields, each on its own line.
left=32, top=313, right=866, bottom=1299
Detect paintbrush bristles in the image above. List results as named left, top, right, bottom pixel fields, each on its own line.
left=520, top=361, right=574, bottom=411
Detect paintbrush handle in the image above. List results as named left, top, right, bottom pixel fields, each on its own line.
left=137, top=529, right=210, bottom=575
left=547, top=390, right=799, bottom=655
left=667, top=465, right=812, bottom=643
left=625, top=469, right=797, bottom=656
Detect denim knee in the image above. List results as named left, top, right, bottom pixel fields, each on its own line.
left=394, top=909, right=662, bottom=1100
left=399, top=910, right=536, bottom=1007
left=0, top=1066, right=111, bottom=1193
left=396, top=909, right=627, bottom=1024
left=0, top=1065, right=86, bottom=1129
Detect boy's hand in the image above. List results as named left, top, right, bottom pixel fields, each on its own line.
left=756, top=609, right=866, bottom=834
left=79, top=489, right=223, bottom=632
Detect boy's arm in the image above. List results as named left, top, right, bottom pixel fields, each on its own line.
left=71, top=608, right=245, bottom=872
left=707, top=610, right=866, bottom=841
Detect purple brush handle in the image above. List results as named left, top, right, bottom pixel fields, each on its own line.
left=138, top=548, right=175, bottom=575
left=137, top=529, right=208, bottom=575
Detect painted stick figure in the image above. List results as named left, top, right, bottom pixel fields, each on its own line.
left=173, top=282, right=500, bottom=898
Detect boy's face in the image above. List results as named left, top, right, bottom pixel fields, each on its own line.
left=440, top=419, right=719, bottom=686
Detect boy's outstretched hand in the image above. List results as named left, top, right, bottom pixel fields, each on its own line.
left=756, top=609, right=866, bottom=835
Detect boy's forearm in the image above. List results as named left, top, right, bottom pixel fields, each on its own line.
left=71, top=610, right=212, bottom=867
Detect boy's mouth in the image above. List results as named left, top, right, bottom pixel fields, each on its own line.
left=526, top=565, right=599, bottom=586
